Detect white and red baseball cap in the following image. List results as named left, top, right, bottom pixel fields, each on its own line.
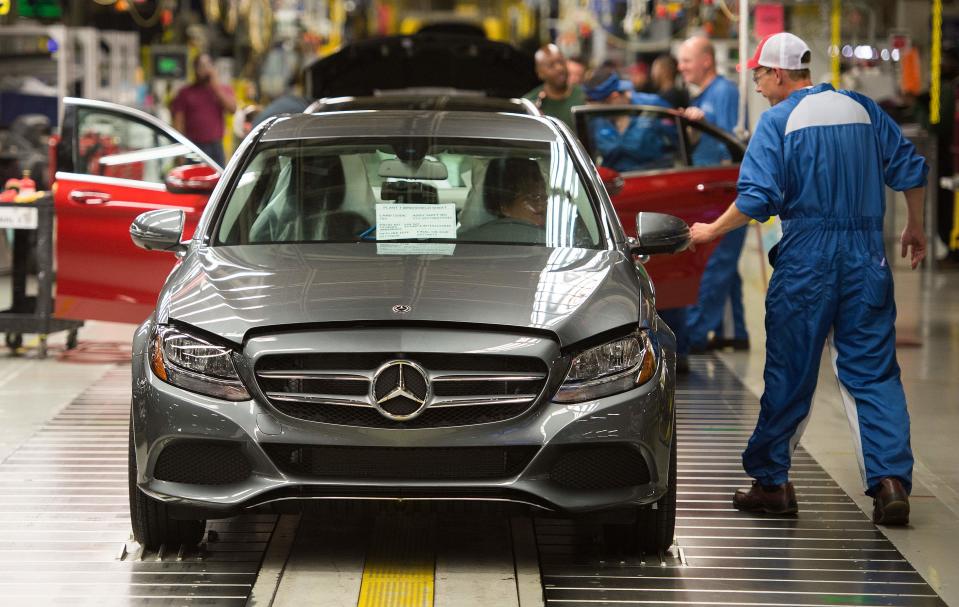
left=741, top=32, right=811, bottom=70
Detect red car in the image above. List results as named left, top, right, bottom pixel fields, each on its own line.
left=53, top=97, right=221, bottom=323
left=572, top=104, right=744, bottom=309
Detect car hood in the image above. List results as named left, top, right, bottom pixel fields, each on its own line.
left=304, top=34, right=538, bottom=99
left=160, top=243, right=641, bottom=347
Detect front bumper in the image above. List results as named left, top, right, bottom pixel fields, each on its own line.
left=131, top=325, right=675, bottom=519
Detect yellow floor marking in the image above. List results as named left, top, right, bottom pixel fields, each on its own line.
left=357, top=513, right=434, bottom=607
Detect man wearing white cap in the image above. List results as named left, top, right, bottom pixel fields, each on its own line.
left=689, top=32, right=928, bottom=526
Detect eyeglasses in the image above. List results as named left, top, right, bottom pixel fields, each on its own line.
left=752, top=68, right=772, bottom=85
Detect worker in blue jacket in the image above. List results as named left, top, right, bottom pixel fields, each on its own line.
left=690, top=33, right=927, bottom=526
left=583, top=67, right=673, bottom=173
left=678, top=36, right=750, bottom=353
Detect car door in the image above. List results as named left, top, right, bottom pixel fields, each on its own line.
left=54, top=98, right=222, bottom=324
left=572, top=105, right=743, bottom=309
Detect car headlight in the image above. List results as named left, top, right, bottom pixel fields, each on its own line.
left=150, top=325, right=250, bottom=401
left=553, top=330, right=657, bottom=403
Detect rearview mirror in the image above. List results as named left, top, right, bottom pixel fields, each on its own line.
left=631, top=212, right=690, bottom=255
left=596, top=166, right=624, bottom=197
left=378, top=158, right=448, bottom=180
left=165, top=163, right=219, bottom=195
left=130, top=209, right=186, bottom=254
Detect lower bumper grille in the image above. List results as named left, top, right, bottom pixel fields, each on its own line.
left=154, top=441, right=252, bottom=485
left=548, top=445, right=651, bottom=490
left=263, top=444, right=538, bottom=480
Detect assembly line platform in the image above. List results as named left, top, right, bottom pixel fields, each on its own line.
left=0, top=356, right=945, bottom=606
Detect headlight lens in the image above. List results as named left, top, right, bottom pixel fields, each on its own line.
left=553, top=330, right=657, bottom=403
left=150, top=326, right=250, bottom=401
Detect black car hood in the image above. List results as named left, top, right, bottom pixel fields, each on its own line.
left=160, top=243, right=640, bottom=347
left=304, top=34, right=538, bottom=99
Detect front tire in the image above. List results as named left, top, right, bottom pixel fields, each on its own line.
left=601, top=430, right=677, bottom=557
left=128, top=418, right=205, bottom=551
left=635, top=430, right=677, bottom=555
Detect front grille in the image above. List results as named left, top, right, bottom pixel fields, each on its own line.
left=255, top=352, right=549, bottom=429
left=263, top=444, right=539, bottom=480
left=548, top=445, right=651, bottom=490
left=153, top=441, right=252, bottom=485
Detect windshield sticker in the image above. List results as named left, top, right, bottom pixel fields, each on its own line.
left=375, top=203, right=456, bottom=240
left=376, top=243, right=456, bottom=256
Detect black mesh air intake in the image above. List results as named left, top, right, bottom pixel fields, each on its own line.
left=264, top=444, right=538, bottom=480
left=549, top=445, right=651, bottom=490
left=153, top=441, right=252, bottom=485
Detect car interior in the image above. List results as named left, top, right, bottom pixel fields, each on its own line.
left=216, top=139, right=602, bottom=249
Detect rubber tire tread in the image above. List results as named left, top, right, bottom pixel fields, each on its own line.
left=636, top=424, right=677, bottom=555
left=128, top=417, right=205, bottom=551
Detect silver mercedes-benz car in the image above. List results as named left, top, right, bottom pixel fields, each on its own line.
left=128, top=110, right=688, bottom=555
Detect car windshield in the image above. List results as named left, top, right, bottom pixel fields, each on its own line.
left=214, top=137, right=603, bottom=249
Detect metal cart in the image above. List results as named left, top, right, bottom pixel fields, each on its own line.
left=0, top=194, right=83, bottom=358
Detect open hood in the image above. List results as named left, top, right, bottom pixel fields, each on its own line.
left=305, top=34, right=538, bottom=99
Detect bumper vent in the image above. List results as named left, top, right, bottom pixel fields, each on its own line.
left=153, top=441, right=252, bottom=486
left=549, top=445, right=651, bottom=490
left=254, top=352, right=548, bottom=429
left=263, top=444, right=538, bottom=480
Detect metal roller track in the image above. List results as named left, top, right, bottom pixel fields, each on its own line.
left=0, top=368, right=274, bottom=605
left=536, top=355, right=947, bottom=607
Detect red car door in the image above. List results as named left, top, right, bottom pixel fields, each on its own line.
left=53, top=98, right=222, bottom=324
left=572, top=105, right=744, bottom=309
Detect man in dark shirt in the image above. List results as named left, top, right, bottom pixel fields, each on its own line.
left=171, top=54, right=237, bottom=167
left=523, top=44, right=586, bottom=128
left=650, top=54, right=689, bottom=109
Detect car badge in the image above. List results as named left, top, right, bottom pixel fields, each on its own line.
left=392, top=304, right=412, bottom=314
left=369, top=360, right=432, bottom=421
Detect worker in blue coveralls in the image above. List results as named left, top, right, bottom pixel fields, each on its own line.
left=678, top=36, right=751, bottom=354
left=690, top=32, right=927, bottom=526
left=582, top=66, right=693, bottom=371
left=582, top=66, right=673, bottom=173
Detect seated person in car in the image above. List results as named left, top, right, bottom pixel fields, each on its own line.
left=461, top=157, right=548, bottom=243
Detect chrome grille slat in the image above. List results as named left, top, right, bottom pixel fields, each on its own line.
left=430, top=372, right=546, bottom=382
left=265, top=393, right=373, bottom=408
left=257, top=371, right=370, bottom=381
left=431, top=395, right=538, bottom=408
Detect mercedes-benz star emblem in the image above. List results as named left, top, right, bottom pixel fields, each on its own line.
left=392, top=304, right=412, bottom=314
left=369, top=360, right=432, bottom=421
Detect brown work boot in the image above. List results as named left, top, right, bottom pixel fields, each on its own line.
left=733, top=481, right=798, bottom=515
left=872, top=477, right=910, bottom=526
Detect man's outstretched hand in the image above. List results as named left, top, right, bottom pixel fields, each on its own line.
left=688, top=222, right=717, bottom=251
left=900, top=224, right=927, bottom=270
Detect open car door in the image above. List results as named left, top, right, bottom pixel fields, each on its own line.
left=54, top=98, right=222, bottom=324
left=572, top=105, right=744, bottom=309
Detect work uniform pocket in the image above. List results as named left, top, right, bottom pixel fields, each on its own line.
left=861, top=258, right=892, bottom=308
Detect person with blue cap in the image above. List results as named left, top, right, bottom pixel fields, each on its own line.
left=679, top=36, right=750, bottom=355
left=690, top=32, right=928, bottom=526
left=582, top=66, right=672, bottom=173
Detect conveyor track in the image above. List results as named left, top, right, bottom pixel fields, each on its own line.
left=0, top=358, right=947, bottom=606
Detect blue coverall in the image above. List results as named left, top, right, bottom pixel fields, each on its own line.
left=735, top=83, right=927, bottom=495
left=686, top=75, right=749, bottom=349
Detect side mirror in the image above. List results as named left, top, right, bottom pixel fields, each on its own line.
left=130, top=209, right=186, bottom=254
left=631, top=212, right=690, bottom=255
left=596, top=166, right=624, bottom=197
left=165, top=163, right=219, bottom=195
